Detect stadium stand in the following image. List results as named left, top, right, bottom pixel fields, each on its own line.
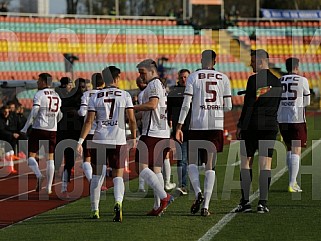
left=228, top=20, right=321, bottom=98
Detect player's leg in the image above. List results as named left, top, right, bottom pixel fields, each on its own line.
left=289, top=145, right=302, bottom=192
left=202, top=150, right=216, bottom=217
left=177, top=141, right=188, bottom=195
left=257, top=155, right=272, bottom=213
left=163, top=150, right=176, bottom=191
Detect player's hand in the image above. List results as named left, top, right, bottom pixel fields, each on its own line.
left=236, top=128, right=242, bottom=140
left=127, top=138, right=137, bottom=149
left=20, top=128, right=27, bottom=134
left=176, top=129, right=183, bottom=144
left=77, top=144, right=83, bottom=157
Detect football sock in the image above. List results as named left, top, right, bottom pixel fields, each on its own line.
left=82, top=162, right=92, bottom=182
left=140, top=168, right=167, bottom=200
left=259, top=170, right=271, bottom=202
left=61, top=169, right=68, bottom=193
left=46, top=160, right=55, bottom=192
left=286, top=151, right=291, bottom=183
left=138, top=175, right=145, bottom=190
left=153, top=173, right=164, bottom=209
left=99, top=165, right=107, bottom=186
left=113, top=177, right=124, bottom=203
left=240, top=169, right=252, bottom=202
left=27, top=157, right=42, bottom=178
left=188, top=164, right=201, bottom=198
left=203, top=170, right=215, bottom=209
left=90, top=175, right=101, bottom=211
left=290, top=154, right=300, bottom=186
left=163, top=158, right=171, bottom=184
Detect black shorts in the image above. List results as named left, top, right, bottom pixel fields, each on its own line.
left=240, top=129, right=278, bottom=158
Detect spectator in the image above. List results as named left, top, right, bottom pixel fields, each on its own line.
left=167, top=69, right=190, bottom=195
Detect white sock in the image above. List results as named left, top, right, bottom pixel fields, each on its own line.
left=163, top=158, right=171, bottom=184
left=138, top=174, right=145, bottom=190
left=286, top=151, right=291, bottom=183
left=27, top=157, right=42, bottom=178
left=61, top=169, right=68, bottom=192
left=113, top=177, right=124, bottom=203
left=188, top=164, right=201, bottom=198
left=140, top=168, right=167, bottom=199
left=203, top=170, right=215, bottom=209
left=8, top=150, right=14, bottom=167
left=99, top=165, right=107, bottom=186
left=90, top=175, right=101, bottom=211
left=82, top=162, right=92, bottom=182
left=154, top=173, right=164, bottom=209
left=290, top=154, right=300, bottom=186
left=46, top=160, right=55, bottom=192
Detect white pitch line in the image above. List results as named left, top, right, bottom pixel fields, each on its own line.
left=198, top=140, right=320, bottom=241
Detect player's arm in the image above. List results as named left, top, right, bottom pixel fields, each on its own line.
left=78, top=94, right=88, bottom=116
left=176, top=94, right=192, bottom=143
left=77, top=111, right=95, bottom=156
left=223, top=77, right=233, bottom=111
left=133, top=97, right=159, bottom=111
left=126, top=108, right=137, bottom=147
left=303, top=78, right=311, bottom=107
left=21, top=105, right=39, bottom=133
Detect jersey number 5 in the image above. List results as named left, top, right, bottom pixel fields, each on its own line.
left=205, top=81, right=217, bottom=102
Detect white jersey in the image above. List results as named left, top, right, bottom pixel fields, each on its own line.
left=88, top=87, right=133, bottom=145
left=184, top=69, right=232, bottom=130
left=277, top=74, right=310, bottom=123
left=137, top=88, right=146, bottom=104
left=79, top=89, right=100, bottom=135
left=32, top=88, right=62, bottom=131
left=141, top=78, right=170, bottom=138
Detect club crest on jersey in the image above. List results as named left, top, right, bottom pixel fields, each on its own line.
left=256, top=86, right=272, bottom=100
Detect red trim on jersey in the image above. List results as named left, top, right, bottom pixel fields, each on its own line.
left=184, top=93, right=193, bottom=96
left=149, top=96, right=159, bottom=99
left=223, top=95, right=232, bottom=98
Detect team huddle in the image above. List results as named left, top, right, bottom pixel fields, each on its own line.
left=20, top=49, right=310, bottom=222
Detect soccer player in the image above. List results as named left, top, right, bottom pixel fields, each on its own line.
left=278, top=57, right=310, bottom=192
left=77, top=66, right=136, bottom=222
left=235, top=49, right=282, bottom=213
left=167, top=69, right=191, bottom=195
left=21, top=73, right=62, bottom=194
left=134, top=59, right=174, bottom=216
left=78, top=73, right=107, bottom=188
left=176, top=50, right=232, bottom=216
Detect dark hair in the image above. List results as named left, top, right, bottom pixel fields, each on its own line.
left=286, top=57, right=299, bottom=72
left=136, top=59, right=158, bottom=71
left=91, top=73, right=104, bottom=88
left=39, top=73, right=52, bottom=86
left=59, top=76, right=72, bottom=86
left=102, top=66, right=121, bottom=85
left=251, top=49, right=269, bottom=59
left=178, top=69, right=190, bottom=75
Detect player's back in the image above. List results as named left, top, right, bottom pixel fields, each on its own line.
left=80, top=89, right=101, bottom=134
left=277, top=74, right=310, bottom=123
left=33, top=88, right=61, bottom=131
left=186, top=69, right=231, bottom=130
left=89, top=87, right=133, bottom=145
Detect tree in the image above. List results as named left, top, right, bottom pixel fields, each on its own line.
left=67, top=0, right=79, bottom=14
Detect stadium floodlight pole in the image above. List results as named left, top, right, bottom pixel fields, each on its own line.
left=183, top=0, right=187, bottom=20
left=115, top=0, right=119, bottom=16
left=256, top=0, right=260, bottom=19
left=188, top=0, right=192, bottom=19
left=221, top=0, right=224, bottom=27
